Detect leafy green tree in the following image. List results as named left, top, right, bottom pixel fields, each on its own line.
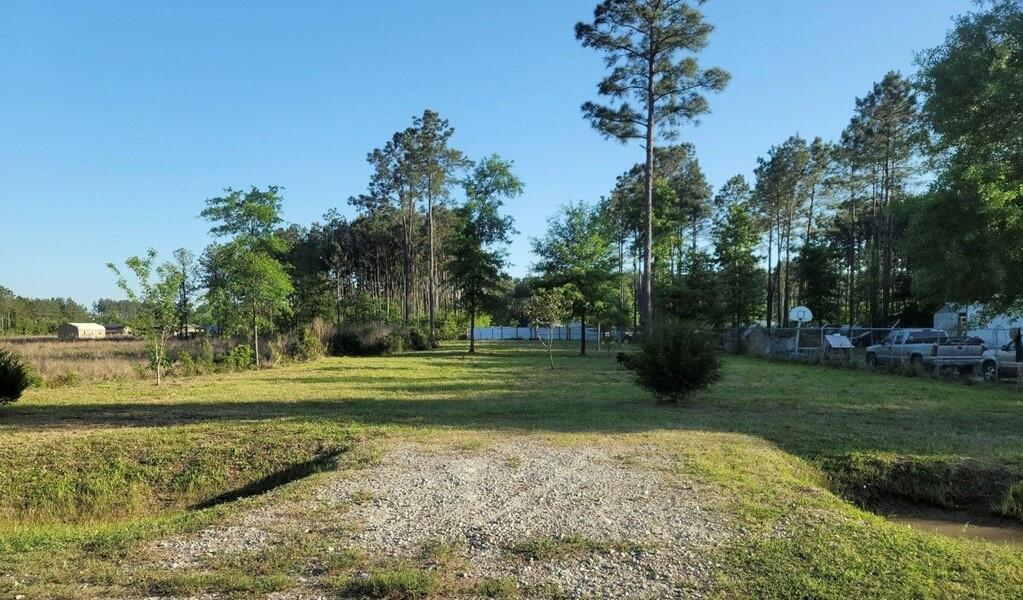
left=532, top=201, right=617, bottom=355
left=201, top=186, right=293, bottom=367
left=576, top=0, right=729, bottom=334
left=446, top=155, right=523, bottom=354
left=108, top=250, right=183, bottom=385
left=713, top=202, right=763, bottom=327
left=910, top=1, right=1023, bottom=316
left=523, top=286, right=573, bottom=369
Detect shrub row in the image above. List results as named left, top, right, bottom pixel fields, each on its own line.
left=328, top=323, right=437, bottom=357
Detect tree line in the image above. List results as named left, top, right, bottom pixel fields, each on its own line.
left=558, top=0, right=1023, bottom=335
left=6, top=0, right=1022, bottom=348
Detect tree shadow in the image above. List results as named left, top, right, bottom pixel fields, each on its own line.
left=5, top=354, right=1023, bottom=468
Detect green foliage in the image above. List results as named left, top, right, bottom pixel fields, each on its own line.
left=108, top=249, right=184, bottom=385
left=433, top=312, right=468, bottom=341
left=476, top=578, right=517, bottom=599
left=201, top=186, right=293, bottom=367
left=406, top=327, right=433, bottom=352
left=175, top=350, right=195, bottom=377
left=0, top=348, right=30, bottom=405
left=329, top=323, right=408, bottom=357
left=342, top=567, right=438, bottom=599
left=225, top=345, right=253, bottom=370
left=0, top=286, right=91, bottom=336
left=523, top=287, right=573, bottom=369
left=290, top=326, right=324, bottom=362
left=446, top=155, right=522, bottom=352
left=532, top=201, right=616, bottom=353
left=794, top=237, right=843, bottom=324
left=624, top=320, right=722, bottom=402
left=713, top=201, right=763, bottom=327
left=575, top=1, right=729, bottom=143
left=908, top=3, right=1023, bottom=315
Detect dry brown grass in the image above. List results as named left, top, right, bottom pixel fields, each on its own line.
left=0, top=337, right=284, bottom=385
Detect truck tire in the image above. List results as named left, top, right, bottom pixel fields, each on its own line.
left=911, top=354, right=924, bottom=372
left=983, top=360, right=998, bottom=382
left=866, top=353, right=877, bottom=368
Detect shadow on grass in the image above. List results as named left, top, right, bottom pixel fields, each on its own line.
left=6, top=351, right=1023, bottom=465
left=191, top=449, right=344, bottom=510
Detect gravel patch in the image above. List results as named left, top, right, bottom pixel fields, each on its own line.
left=322, top=440, right=730, bottom=598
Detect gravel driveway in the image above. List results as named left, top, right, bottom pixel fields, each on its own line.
left=145, top=439, right=730, bottom=599
left=323, top=440, right=729, bottom=598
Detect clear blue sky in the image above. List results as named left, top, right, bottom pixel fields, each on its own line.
left=1, top=0, right=967, bottom=305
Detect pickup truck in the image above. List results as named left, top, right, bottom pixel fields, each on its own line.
left=981, top=343, right=1023, bottom=382
left=865, top=328, right=986, bottom=371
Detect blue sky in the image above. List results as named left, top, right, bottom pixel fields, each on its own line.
left=1, top=0, right=967, bottom=305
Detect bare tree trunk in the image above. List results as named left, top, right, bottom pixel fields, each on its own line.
left=427, top=185, right=436, bottom=335
left=468, top=306, right=476, bottom=354
left=580, top=307, right=587, bottom=356
left=766, top=223, right=774, bottom=328
left=252, top=298, right=260, bottom=369
left=641, top=55, right=655, bottom=335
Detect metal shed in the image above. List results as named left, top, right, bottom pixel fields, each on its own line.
left=57, top=322, right=107, bottom=341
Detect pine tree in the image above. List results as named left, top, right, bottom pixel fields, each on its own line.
left=576, top=0, right=729, bottom=334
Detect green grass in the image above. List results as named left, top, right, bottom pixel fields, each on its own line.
left=340, top=567, right=439, bottom=599
left=2, top=342, right=1023, bottom=597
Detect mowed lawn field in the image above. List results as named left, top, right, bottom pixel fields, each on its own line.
left=3, top=343, right=1023, bottom=598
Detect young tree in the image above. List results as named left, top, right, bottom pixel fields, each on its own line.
left=532, top=201, right=617, bottom=356
left=523, top=286, right=573, bottom=370
left=201, top=186, right=293, bottom=367
left=446, top=155, right=523, bottom=353
left=108, top=249, right=183, bottom=385
left=576, top=0, right=729, bottom=334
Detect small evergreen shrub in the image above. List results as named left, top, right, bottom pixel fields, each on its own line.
left=226, top=345, right=253, bottom=370
left=434, top=313, right=468, bottom=341
left=291, top=326, right=324, bottom=361
left=623, top=320, right=722, bottom=402
left=407, top=327, right=431, bottom=351
left=176, top=350, right=196, bottom=376
left=328, top=323, right=418, bottom=356
left=0, top=348, right=31, bottom=405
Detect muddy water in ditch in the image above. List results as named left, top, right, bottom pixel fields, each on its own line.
left=887, top=506, right=1023, bottom=546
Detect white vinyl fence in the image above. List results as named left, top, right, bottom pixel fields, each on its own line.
left=469, top=325, right=599, bottom=341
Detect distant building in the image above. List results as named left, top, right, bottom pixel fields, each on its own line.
left=104, top=324, right=134, bottom=338
left=57, top=322, right=106, bottom=341
left=178, top=324, right=205, bottom=339
left=933, top=304, right=1023, bottom=347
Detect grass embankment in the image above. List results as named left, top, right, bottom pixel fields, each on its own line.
left=2, top=344, right=1023, bottom=597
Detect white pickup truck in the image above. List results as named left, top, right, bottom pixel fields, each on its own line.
left=865, top=328, right=986, bottom=371
left=981, top=342, right=1023, bottom=381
